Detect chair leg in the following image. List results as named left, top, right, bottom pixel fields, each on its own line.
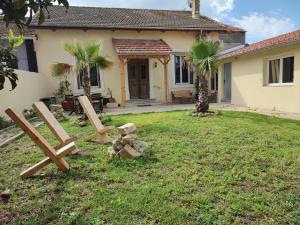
left=20, top=142, right=77, bottom=178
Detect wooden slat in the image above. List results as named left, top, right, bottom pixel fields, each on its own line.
left=33, top=102, right=70, bottom=143
left=78, top=96, right=105, bottom=132
left=20, top=142, right=76, bottom=179
left=119, top=57, right=126, bottom=107
left=5, top=108, right=69, bottom=173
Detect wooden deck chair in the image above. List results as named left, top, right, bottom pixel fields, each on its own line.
left=78, top=96, right=114, bottom=144
left=33, top=102, right=81, bottom=155
left=5, top=107, right=77, bottom=179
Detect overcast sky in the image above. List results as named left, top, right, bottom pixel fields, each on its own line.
left=68, top=0, right=300, bottom=43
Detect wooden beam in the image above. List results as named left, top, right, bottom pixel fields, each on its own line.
left=163, top=60, right=168, bottom=103
left=119, top=57, right=127, bottom=107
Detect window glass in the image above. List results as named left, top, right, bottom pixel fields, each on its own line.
left=141, top=65, right=147, bottom=79
left=269, top=59, right=280, bottom=84
left=282, top=57, right=294, bottom=83
left=90, top=66, right=99, bottom=86
left=175, top=56, right=181, bottom=84
left=78, top=66, right=101, bottom=88
left=182, top=64, right=189, bottom=83
left=129, top=65, right=136, bottom=79
left=219, top=33, right=244, bottom=44
left=174, top=55, right=194, bottom=85
left=190, top=70, right=194, bottom=84
left=16, top=43, right=29, bottom=71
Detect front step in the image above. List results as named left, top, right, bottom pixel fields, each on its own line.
left=127, top=99, right=160, bottom=107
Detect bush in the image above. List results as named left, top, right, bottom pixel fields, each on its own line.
left=23, top=108, right=36, bottom=120
left=0, top=116, right=11, bottom=130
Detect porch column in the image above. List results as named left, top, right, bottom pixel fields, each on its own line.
left=159, top=56, right=171, bottom=103
left=119, top=56, right=127, bottom=107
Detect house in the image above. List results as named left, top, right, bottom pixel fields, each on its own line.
left=218, top=29, right=300, bottom=113
left=0, top=0, right=245, bottom=116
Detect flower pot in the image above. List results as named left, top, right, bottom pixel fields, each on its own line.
left=62, top=101, right=73, bottom=111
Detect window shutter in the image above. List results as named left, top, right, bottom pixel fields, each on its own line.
left=25, top=39, right=38, bottom=72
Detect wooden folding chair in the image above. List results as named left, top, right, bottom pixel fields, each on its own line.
left=33, top=102, right=81, bottom=155
left=5, top=107, right=77, bottom=179
left=78, top=96, right=114, bottom=144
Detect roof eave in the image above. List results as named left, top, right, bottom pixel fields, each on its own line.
left=29, top=24, right=234, bottom=32
left=219, top=40, right=300, bottom=60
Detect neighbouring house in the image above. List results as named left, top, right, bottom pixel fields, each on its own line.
left=0, top=0, right=245, bottom=117
left=218, top=29, right=300, bottom=113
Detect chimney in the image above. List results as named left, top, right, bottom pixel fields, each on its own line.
left=192, top=0, right=200, bottom=19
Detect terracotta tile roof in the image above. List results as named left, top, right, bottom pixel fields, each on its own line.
left=30, top=5, right=245, bottom=32
left=220, top=29, right=300, bottom=59
left=0, top=17, right=36, bottom=38
left=112, top=39, right=172, bottom=55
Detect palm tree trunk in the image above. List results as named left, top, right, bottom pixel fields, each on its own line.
left=82, top=67, right=91, bottom=100
left=196, top=74, right=209, bottom=113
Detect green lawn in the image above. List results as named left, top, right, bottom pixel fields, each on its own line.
left=0, top=111, right=299, bottom=225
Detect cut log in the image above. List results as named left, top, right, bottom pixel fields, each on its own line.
left=133, top=140, right=149, bottom=154
left=118, top=123, right=136, bottom=135
left=119, top=144, right=142, bottom=159
left=122, top=134, right=138, bottom=146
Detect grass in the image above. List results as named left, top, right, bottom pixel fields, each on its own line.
left=0, top=111, right=299, bottom=225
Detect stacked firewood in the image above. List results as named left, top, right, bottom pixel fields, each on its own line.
left=108, top=123, right=148, bottom=160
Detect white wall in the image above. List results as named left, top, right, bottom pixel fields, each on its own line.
left=0, top=70, right=51, bottom=118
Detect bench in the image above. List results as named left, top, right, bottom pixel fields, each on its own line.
left=172, top=90, right=193, bottom=103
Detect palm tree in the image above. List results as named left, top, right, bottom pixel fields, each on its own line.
left=188, top=40, right=220, bottom=113
left=51, top=40, right=111, bottom=100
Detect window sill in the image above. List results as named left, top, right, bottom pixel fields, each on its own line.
left=174, top=84, right=194, bottom=88
left=266, top=83, right=294, bottom=87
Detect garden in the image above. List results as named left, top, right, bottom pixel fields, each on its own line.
left=1, top=110, right=299, bottom=224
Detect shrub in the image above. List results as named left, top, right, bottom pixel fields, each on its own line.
left=0, top=116, right=11, bottom=130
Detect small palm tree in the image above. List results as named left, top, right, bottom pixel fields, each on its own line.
left=51, top=40, right=111, bottom=100
left=188, top=40, right=220, bottom=113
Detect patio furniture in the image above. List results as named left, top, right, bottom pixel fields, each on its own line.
left=78, top=96, right=114, bottom=144
left=5, top=107, right=77, bottom=179
left=172, top=90, right=193, bottom=103
left=40, top=97, right=56, bottom=110
left=33, top=102, right=81, bottom=155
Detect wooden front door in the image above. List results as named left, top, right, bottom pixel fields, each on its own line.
left=128, top=59, right=150, bottom=99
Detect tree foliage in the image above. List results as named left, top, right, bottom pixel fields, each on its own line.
left=0, top=0, right=69, bottom=91
left=0, top=29, right=24, bottom=90
left=0, top=0, right=69, bottom=29
left=188, top=40, right=220, bottom=113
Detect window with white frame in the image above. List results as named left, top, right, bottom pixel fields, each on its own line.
left=174, top=55, right=194, bottom=85
left=268, top=56, right=294, bottom=85
left=77, top=66, right=101, bottom=89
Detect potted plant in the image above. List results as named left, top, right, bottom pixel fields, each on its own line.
left=54, top=79, right=73, bottom=111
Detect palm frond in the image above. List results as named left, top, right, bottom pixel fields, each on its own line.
left=85, top=42, right=100, bottom=59
left=91, top=56, right=112, bottom=69
left=188, top=39, right=220, bottom=76
left=51, top=63, right=73, bottom=77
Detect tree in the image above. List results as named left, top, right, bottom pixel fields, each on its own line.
left=51, top=40, right=111, bottom=100
left=188, top=40, right=220, bottom=113
left=0, top=29, right=24, bottom=90
left=0, top=0, right=69, bottom=91
left=1, top=0, right=69, bottom=29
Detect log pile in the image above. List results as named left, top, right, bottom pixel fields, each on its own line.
left=50, top=104, right=66, bottom=120
left=108, top=123, right=148, bottom=160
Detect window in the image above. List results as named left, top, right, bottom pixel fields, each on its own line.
left=77, top=66, right=101, bottom=89
left=267, top=56, right=294, bottom=85
left=211, top=73, right=218, bottom=91
left=0, top=38, right=38, bottom=72
left=174, top=55, right=194, bottom=85
left=219, top=33, right=245, bottom=44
